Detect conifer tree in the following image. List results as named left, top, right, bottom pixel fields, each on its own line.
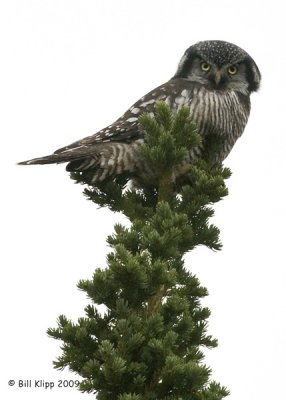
left=48, top=102, right=231, bottom=399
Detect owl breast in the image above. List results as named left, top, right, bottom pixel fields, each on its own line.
left=184, top=85, right=251, bottom=164
left=189, top=86, right=249, bottom=135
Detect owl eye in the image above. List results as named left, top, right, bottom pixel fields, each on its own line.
left=200, top=62, right=211, bottom=72
left=228, top=65, right=238, bottom=75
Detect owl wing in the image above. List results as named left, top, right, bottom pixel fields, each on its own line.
left=54, top=81, right=180, bottom=154
left=18, top=79, right=192, bottom=166
left=53, top=113, right=143, bottom=156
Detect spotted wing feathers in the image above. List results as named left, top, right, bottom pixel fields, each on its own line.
left=18, top=80, right=188, bottom=170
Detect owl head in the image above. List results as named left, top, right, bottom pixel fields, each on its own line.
left=174, top=40, right=261, bottom=94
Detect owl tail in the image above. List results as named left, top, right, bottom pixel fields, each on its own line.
left=18, top=150, right=99, bottom=172
left=18, top=153, right=69, bottom=166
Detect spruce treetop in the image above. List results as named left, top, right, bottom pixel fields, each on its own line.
left=48, top=102, right=230, bottom=399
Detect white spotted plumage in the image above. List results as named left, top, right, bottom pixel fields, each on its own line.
left=19, top=40, right=261, bottom=185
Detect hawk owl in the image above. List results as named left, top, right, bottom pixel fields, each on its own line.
left=19, top=40, right=261, bottom=185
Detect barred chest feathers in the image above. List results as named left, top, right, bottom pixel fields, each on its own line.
left=19, top=40, right=260, bottom=186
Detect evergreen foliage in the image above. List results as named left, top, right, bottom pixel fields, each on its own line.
left=48, top=101, right=231, bottom=399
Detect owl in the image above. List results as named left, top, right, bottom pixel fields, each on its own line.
left=19, top=40, right=261, bottom=185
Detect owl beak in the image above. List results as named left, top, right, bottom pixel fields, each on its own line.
left=214, top=70, right=222, bottom=85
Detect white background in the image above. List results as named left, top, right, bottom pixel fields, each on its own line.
left=1, top=1, right=285, bottom=399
